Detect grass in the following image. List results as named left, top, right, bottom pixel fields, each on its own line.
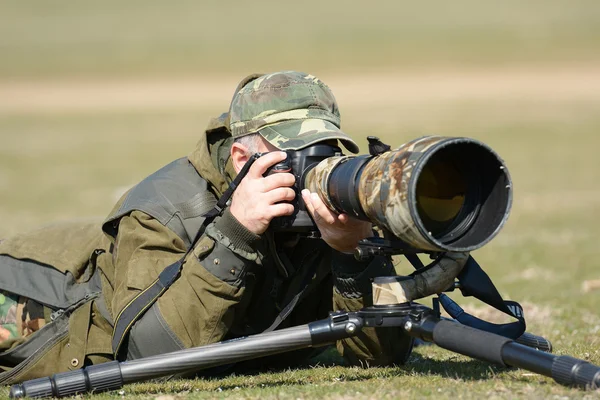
left=1, top=1, right=600, bottom=398
left=1, top=98, right=599, bottom=399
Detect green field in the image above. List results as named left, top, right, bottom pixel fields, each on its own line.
left=1, top=1, right=600, bottom=399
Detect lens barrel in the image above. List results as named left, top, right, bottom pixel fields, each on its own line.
left=305, top=136, right=512, bottom=252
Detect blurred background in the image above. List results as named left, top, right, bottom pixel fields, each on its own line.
left=0, top=0, right=599, bottom=359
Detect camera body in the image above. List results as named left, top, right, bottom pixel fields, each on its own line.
left=261, top=143, right=342, bottom=232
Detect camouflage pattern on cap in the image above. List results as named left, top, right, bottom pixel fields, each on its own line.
left=229, top=71, right=359, bottom=154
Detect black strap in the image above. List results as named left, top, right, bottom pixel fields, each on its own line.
left=263, top=258, right=319, bottom=333
left=444, top=256, right=526, bottom=338
left=111, top=154, right=264, bottom=356
left=438, top=294, right=525, bottom=339
left=111, top=260, right=183, bottom=354
left=405, top=254, right=526, bottom=339
left=263, top=288, right=305, bottom=333
left=266, top=229, right=295, bottom=279
left=405, top=253, right=425, bottom=270
left=204, top=153, right=260, bottom=219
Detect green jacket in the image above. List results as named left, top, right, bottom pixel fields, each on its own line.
left=0, top=123, right=412, bottom=385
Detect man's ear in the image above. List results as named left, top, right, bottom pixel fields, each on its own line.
left=230, top=142, right=250, bottom=174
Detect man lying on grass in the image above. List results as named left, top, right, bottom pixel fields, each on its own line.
left=0, top=71, right=413, bottom=384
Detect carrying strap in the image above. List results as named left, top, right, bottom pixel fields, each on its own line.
left=266, top=230, right=296, bottom=279
left=203, top=153, right=261, bottom=219
left=263, top=281, right=309, bottom=333
left=111, top=259, right=187, bottom=355
left=438, top=293, right=525, bottom=339
left=111, top=154, right=265, bottom=356
left=406, top=254, right=526, bottom=339
left=262, top=251, right=320, bottom=333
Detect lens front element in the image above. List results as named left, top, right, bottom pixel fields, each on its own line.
left=415, top=155, right=467, bottom=238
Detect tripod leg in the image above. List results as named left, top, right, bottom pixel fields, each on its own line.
left=10, top=313, right=363, bottom=398
left=407, top=316, right=600, bottom=389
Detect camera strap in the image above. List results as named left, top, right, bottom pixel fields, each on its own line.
left=112, top=155, right=262, bottom=356
left=406, top=254, right=526, bottom=339
left=438, top=293, right=525, bottom=339
left=263, top=250, right=321, bottom=333
left=206, top=152, right=311, bottom=333
left=204, top=153, right=261, bottom=219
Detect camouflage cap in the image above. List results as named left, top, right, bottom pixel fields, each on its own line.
left=229, top=71, right=359, bottom=154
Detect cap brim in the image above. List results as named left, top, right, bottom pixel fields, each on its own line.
left=258, top=119, right=359, bottom=154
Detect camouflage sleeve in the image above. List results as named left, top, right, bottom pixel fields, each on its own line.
left=331, top=252, right=413, bottom=366
left=111, top=209, right=261, bottom=358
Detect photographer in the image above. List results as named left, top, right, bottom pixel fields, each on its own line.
left=0, top=71, right=412, bottom=384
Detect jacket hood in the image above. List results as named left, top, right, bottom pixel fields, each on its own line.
left=188, top=112, right=237, bottom=197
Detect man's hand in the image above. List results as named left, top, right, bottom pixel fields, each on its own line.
left=230, top=151, right=296, bottom=235
left=301, top=189, right=373, bottom=254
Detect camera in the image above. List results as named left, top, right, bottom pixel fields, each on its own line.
left=260, top=143, right=342, bottom=233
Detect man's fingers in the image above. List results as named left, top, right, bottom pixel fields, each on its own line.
left=301, top=189, right=316, bottom=217
left=302, top=189, right=337, bottom=224
left=269, top=203, right=295, bottom=218
left=249, top=151, right=288, bottom=178
left=338, top=214, right=349, bottom=223
left=266, top=187, right=296, bottom=204
left=262, top=172, right=295, bottom=191
left=310, top=193, right=337, bottom=224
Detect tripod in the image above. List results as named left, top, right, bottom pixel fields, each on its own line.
left=9, top=244, right=600, bottom=398
left=9, top=298, right=600, bottom=398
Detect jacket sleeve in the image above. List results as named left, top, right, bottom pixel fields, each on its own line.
left=331, top=252, right=414, bottom=366
left=110, top=208, right=262, bottom=359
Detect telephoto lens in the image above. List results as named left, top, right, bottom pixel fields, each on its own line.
left=304, top=136, right=512, bottom=252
